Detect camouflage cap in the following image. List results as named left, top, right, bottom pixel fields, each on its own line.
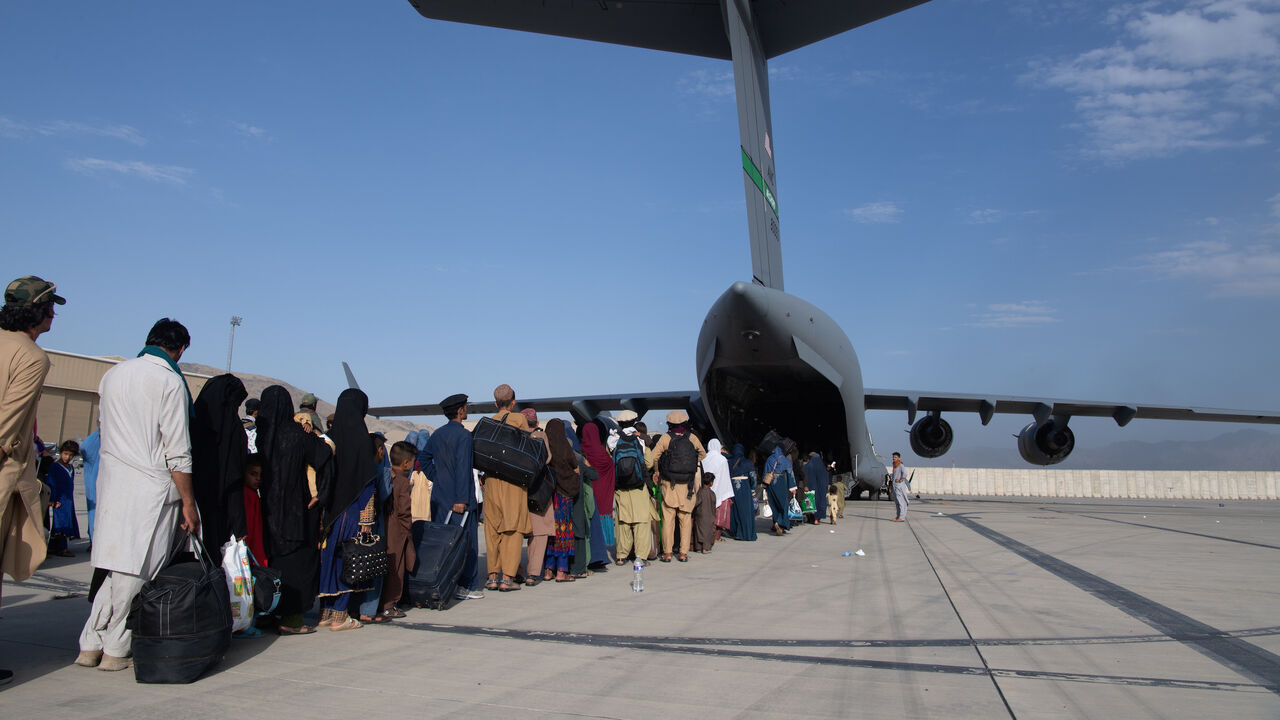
left=5, top=276, right=65, bottom=307
left=299, top=393, right=317, bottom=408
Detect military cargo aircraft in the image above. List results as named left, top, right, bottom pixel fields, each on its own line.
left=363, top=1, right=1280, bottom=493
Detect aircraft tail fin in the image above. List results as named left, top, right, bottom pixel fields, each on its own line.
left=726, top=0, right=783, bottom=291
left=342, top=362, right=361, bottom=390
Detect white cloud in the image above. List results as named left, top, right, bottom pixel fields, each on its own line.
left=845, top=201, right=903, bottom=224
left=1142, top=238, right=1280, bottom=296
left=233, top=121, right=268, bottom=139
left=0, top=116, right=146, bottom=145
left=1034, top=0, right=1280, bottom=160
left=678, top=69, right=735, bottom=100
left=66, top=157, right=194, bottom=185
left=968, top=209, right=1004, bottom=224
left=967, top=301, right=1060, bottom=328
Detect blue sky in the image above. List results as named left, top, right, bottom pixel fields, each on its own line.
left=3, top=1, right=1277, bottom=463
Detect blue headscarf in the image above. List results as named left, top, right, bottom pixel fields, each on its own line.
left=564, top=421, right=582, bottom=453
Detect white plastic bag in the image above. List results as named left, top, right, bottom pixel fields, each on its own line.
left=759, top=492, right=773, bottom=518
left=221, top=534, right=254, bottom=633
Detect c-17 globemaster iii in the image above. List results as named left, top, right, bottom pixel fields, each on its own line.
left=359, top=1, right=1280, bottom=494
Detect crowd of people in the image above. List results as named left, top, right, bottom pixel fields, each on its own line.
left=0, top=275, right=869, bottom=680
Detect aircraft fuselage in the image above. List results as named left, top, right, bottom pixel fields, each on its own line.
left=697, top=281, right=888, bottom=490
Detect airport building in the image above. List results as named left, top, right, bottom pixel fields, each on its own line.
left=34, top=349, right=211, bottom=445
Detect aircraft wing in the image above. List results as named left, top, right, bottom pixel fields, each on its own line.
left=407, top=0, right=931, bottom=60
left=863, top=388, right=1280, bottom=427
left=369, top=391, right=702, bottom=424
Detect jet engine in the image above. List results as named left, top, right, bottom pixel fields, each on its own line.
left=909, top=414, right=953, bottom=458
left=1017, top=419, right=1075, bottom=465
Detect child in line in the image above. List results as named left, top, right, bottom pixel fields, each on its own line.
left=242, top=454, right=267, bottom=565
left=380, top=442, right=417, bottom=618
left=47, top=440, right=81, bottom=557
left=691, top=474, right=717, bottom=553
left=827, top=484, right=841, bottom=526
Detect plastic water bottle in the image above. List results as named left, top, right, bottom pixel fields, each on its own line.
left=632, top=558, right=644, bottom=592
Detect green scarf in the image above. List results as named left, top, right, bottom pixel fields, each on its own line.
left=138, top=345, right=194, bottom=417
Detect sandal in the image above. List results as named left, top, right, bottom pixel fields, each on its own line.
left=330, top=617, right=363, bottom=632
left=555, top=575, right=575, bottom=583
left=382, top=608, right=407, bottom=619
left=485, top=577, right=501, bottom=591
left=498, top=579, right=521, bottom=592
left=677, top=554, right=689, bottom=562
left=615, top=559, right=628, bottom=566
left=278, top=625, right=316, bottom=636
left=362, top=614, right=391, bottom=624
left=659, top=555, right=672, bottom=562
left=525, top=576, right=542, bottom=587
left=572, top=571, right=590, bottom=579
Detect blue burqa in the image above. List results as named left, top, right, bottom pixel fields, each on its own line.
left=47, top=461, right=80, bottom=539
left=81, top=430, right=100, bottom=539
left=804, top=452, right=830, bottom=521
left=763, top=446, right=794, bottom=531
left=727, top=444, right=757, bottom=541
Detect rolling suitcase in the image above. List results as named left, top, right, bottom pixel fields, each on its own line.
left=128, top=534, right=232, bottom=684
left=406, top=511, right=469, bottom=609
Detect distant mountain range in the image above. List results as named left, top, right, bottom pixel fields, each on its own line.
left=179, top=362, right=433, bottom=441
left=913, top=428, right=1280, bottom=471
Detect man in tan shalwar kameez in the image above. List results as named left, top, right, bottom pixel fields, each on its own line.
left=0, top=276, right=63, bottom=686
left=649, top=410, right=706, bottom=562
left=482, top=384, right=531, bottom=591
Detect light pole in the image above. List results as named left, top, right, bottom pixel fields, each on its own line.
left=227, top=316, right=242, bottom=373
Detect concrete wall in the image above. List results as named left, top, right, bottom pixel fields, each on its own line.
left=910, top=467, right=1280, bottom=500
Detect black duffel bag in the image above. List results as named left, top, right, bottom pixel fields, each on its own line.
left=472, top=412, right=547, bottom=488
left=527, top=465, right=555, bottom=514
left=127, top=533, right=231, bottom=684
left=339, top=533, right=389, bottom=587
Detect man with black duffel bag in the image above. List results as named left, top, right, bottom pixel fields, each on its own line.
left=478, top=384, right=532, bottom=592
left=76, top=319, right=206, bottom=674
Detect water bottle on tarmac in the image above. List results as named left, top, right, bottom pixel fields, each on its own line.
left=632, top=558, right=644, bottom=592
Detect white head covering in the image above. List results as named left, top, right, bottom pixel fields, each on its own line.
left=703, top=438, right=734, bottom=506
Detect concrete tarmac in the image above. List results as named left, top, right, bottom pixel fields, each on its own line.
left=2, top=496, right=1278, bottom=718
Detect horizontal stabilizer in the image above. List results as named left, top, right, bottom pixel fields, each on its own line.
left=408, top=0, right=931, bottom=60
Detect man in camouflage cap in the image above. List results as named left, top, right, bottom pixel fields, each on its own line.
left=0, top=276, right=65, bottom=685
left=299, top=392, right=323, bottom=433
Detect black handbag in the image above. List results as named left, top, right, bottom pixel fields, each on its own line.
left=338, top=533, right=389, bottom=587
left=244, top=548, right=281, bottom=614
left=472, top=412, right=547, bottom=488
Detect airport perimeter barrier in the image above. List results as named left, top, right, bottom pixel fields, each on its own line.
left=909, top=467, right=1280, bottom=500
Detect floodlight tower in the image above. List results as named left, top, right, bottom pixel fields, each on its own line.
left=227, top=316, right=242, bottom=373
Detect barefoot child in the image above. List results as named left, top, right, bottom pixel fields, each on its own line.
left=827, top=483, right=840, bottom=525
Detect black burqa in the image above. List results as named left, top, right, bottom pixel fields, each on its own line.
left=191, top=374, right=249, bottom=554
left=256, top=385, right=333, bottom=618
left=324, top=388, right=375, bottom=532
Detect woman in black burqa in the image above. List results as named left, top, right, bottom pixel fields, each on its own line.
left=191, top=374, right=249, bottom=555
left=316, top=388, right=379, bottom=631
left=256, top=385, right=333, bottom=634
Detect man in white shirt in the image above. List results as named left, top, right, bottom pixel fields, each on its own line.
left=76, top=319, right=199, bottom=671
left=890, top=452, right=909, bottom=522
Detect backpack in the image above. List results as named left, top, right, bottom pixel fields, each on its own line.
left=613, top=435, right=647, bottom=490
left=659, top=433, right=698, bottom=485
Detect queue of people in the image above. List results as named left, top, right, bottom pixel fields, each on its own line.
left=0, top=277, right=862, bottom=680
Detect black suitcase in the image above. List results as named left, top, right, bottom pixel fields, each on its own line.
left=406, top=511, right=469, bottom=609
left=471, top=413, right=546, bottom=488
left=127, top=536, right=232, bottom=684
